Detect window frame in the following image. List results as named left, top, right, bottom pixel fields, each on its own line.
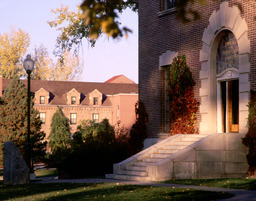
left=92, top=113, right=99, bottom=123
left=70, top=113, right=77, bottom=124
left=39, top=112, right=46, bottom=124
left=71, top=96, right=76, bottom=105
left=165, top=0, right=178, bottom=10
left=40, top=96, right=45, bottom=104
left=93, top=97, right=98, bottom=105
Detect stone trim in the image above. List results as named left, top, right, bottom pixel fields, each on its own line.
left=199, top=2, right=250, bottom=134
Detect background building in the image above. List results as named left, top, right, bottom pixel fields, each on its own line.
left=0, top=75, right=138, bottom=139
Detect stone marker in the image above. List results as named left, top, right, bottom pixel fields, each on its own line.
left=3, top=141, right=30, bottom=184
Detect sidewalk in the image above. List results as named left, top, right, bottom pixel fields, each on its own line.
left=36, top=177, right=256, bottom=201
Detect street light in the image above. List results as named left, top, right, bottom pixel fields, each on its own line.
left=23, top=54, right=34, bottom=173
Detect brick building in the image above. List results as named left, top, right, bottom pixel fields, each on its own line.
left=0, top=75, right=138, bottom=139
left=107, top=1, right=253, bottom=180
left=139, top=0, right=253, bottom=138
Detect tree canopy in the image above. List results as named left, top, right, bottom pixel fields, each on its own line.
left=0, top=27, right=30, bottom=79
left=0, top=27, right=82, bottom=81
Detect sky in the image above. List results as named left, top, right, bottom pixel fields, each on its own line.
left=0, top=0, right=138, bottom=83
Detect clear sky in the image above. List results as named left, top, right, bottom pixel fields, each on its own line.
left=0, top=0, right=138, bottom=83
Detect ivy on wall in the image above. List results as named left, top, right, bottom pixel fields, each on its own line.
left=168, top=55, right=199, bottom=135
left=242, top=90, right=256, bottom=175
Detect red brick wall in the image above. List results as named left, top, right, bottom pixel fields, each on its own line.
left=139, top=0, right=256, bottom=137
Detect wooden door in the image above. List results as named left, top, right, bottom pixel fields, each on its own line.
left=228, top=80, right=239, bottom=133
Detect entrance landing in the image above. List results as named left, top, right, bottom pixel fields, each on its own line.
left=106, top=133, right=248, bottom=181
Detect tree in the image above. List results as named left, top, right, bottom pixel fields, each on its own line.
left=51, top=49, right=82, bottom=81
left=0, top=76, right=46, bottom=165
left=32, top=45, right=82, bottom=81
left=48, top=5, right=95, bottom=57
left=31, top=45, right=54, bottom=80
left=128, top=100, right=148, bottom=155
left=49, top=0, right=219, bottom=52
left=242, top=90, right=256, bottom=175
left=0, top=27, right=30, bottom=79
left=49, top=106, right=71, bottom=153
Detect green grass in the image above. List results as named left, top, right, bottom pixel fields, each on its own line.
left=164, top=178, right=256, bottom=190
left=34, top=168, right=58, bottom=178
left=0, top=182, right=233, bottom=201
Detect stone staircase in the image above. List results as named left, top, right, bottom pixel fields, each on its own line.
left=106, top=134, right=209, bottom=181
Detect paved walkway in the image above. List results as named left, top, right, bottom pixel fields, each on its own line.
left=36, top=177, right=256, bottom=201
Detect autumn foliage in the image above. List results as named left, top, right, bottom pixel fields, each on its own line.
left=168, top=55, right=199, bottom=135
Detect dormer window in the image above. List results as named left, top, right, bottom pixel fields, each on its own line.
left=71, top=96, right=76, bottom=105
left=40, top=96, right=45, bottom=104
left=93, top=97, right=98, bottom=105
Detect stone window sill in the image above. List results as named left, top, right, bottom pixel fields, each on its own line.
left=157, top=7, right=177, bottom=17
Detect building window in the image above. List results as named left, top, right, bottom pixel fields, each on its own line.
left=39, top=113, right=46, bottom=124
left=116, top=105, right=120, bottom=117
left=40, top=96, right=45, bottom=104
left=93, top=97, right=98, bottom=105
left=166, top=0, right=178, bottom=9
left=71, top=96, right=76, bottom=105
left=70, top=113, right=77, bottom=124
left=92, top=113, right=99, bottom=123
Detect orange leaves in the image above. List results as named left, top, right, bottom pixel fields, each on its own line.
left=168, top=55, right=199, bottom=135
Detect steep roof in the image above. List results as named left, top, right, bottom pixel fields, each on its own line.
left=2, top=78, right=138, bottom=106
left=104, top=75, right=136, bottom=84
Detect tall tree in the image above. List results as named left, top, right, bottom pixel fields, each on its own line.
left=32, top=45, right=82, bottom=81
left=0, top=27, right=30, bottom=79
left=49, top=106, right=71, bottom=153
left=31, top=45, right=53, bottom=80
left=51, top=49, right=82, bottom=81
left=0, top=76, right=46, bottom=164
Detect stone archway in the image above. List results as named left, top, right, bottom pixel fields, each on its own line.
left=199, top=2, right=250, bottom=134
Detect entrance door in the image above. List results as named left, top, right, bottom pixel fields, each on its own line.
left=220, top=80, right=239, bottom=133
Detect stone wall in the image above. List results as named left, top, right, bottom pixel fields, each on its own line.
left=172, top=134, right=248, bottom=179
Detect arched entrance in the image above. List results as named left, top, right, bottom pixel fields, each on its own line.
left=199, top=2, right=250, bottom=134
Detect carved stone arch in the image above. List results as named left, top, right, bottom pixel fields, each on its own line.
left=199, top=2, right=250, bottom=134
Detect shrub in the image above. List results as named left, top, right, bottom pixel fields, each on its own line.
left=242, top=90, right=256, bottom=175
left=128, top=100, right=148, bottom=155
left=168, top=55, right=199, bottom=134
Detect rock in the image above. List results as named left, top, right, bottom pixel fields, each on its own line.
left=3, top=141, right=30, bottom=184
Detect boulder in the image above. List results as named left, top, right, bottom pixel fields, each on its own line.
left=3, top=141, right=30, bottom=184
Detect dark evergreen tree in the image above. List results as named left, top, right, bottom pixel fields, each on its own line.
left=49, top=106, right=71, bottom=153
left=0, top=75, right=46, bottom=165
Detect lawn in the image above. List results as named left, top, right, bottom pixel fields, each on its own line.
left=164, top=178, right=256, bottom=190
left=34, top=168, right=58, bottom=178
left=0, top=182, right=233, bottom=201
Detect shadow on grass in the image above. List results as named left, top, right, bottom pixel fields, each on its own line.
left=0, top=182, right=233, bottom=201
left=164, top=178, right=256, bottom=190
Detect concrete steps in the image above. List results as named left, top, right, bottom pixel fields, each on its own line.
left=106, top=134, right=209, bottom=181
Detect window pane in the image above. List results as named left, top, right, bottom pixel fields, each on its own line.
left=70, top=113, right=77, bottom=124
left=40, top=96, right=45, bottom=104
left=93, top=97, right=98, bottom=105
left=92, top=113, right=99, bottom=123
left=166, top=0, right=177, bottom=9
left=39, top=113, right=46, bottom=123
left=71, top=96, right=76, bottom=105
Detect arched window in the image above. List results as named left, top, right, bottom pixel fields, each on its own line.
left=216, top=31, right=239, bottom=75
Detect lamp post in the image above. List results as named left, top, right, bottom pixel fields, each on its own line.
left=23, top=54, right=34, bottom=173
